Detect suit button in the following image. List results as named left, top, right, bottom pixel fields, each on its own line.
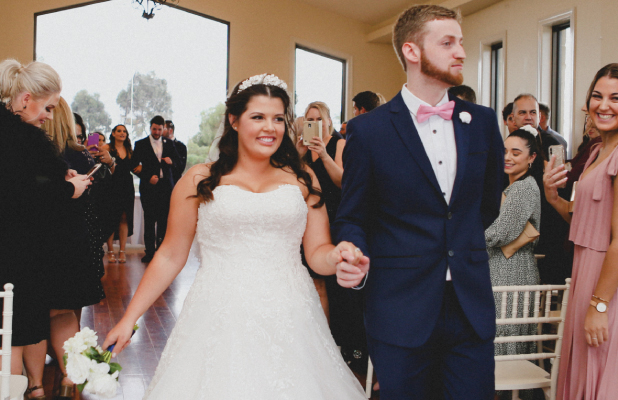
left=448, top=250, right=454, bottom=257
left=447, top=212, right=453, bottom=219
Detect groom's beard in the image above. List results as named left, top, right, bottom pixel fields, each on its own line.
left=421, top=56, right=464, bottom=87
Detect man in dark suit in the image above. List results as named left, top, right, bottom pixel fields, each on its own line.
left=333, top=5, right=504, bottom=399
left=133, top=116, right=180, bottom=263
left=164, top=119, right=187, bottom=183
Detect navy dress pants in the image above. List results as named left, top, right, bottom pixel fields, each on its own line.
left=367, top=282, right=495, bottom=400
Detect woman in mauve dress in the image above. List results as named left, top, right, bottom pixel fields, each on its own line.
left=545, top=63, right=618, bottom=400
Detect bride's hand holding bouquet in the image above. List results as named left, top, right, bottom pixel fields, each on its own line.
left=102, top=317, right=139, bottom=358
left=330, top=241, right=370, bottom=288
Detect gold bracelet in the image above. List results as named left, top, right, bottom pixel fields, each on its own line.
left=592, top=294, right=609, bottom=303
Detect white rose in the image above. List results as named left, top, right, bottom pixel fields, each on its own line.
left=84, top=371, right=120, bottom=398
left=63, top=336, right=87, bottom=355
left=65, top=353, right=96, bottom=385
left=459, top=112, right=472, bottom=124
left=75, top=327, right=98, bottom=348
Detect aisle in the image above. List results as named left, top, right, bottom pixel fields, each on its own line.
left=42, top=249, right=378, bottom=399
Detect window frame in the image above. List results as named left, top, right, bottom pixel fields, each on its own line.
left=294, top=44, right=347, bottom=124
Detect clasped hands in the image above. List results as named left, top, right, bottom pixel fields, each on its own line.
left=329, top=241, right=370, bottom=288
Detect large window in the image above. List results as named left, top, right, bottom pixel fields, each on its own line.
left=294, top=46, right=346, bottom=130
left=551, top=22, right=573, bottom=144
left=35, top=0, right=229, bottom=158
left=490, top=42, right=504, bottom=115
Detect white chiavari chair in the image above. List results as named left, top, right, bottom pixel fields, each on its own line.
left=493, top=278, right=571, bottom=400
left=0, top=284, right=28, bottom=400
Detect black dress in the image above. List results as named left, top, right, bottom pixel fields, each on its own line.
left=306, top=136, right=368, bottom=372
left=107, top=148, right=136, bottom=238
left=47, top=147, right=106, bottom=310
left=0, top=104, right=73, bottom=345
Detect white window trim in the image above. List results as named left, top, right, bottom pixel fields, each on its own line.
left=537, top=9, right=576, bottom=157
left=290, top=38, right=352, bottom=121
left=477, top=32, right=507, bottom=136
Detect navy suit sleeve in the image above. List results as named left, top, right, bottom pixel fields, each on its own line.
left=332, top=120, right=373, bottom=256
left=480, top=111, right=505, bottom=229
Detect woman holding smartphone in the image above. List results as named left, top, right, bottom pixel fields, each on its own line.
left=0, top=59, right=90, bottom=399
left=545, top=64, right=618, bottom=400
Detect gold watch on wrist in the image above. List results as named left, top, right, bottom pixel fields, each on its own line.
left=590, top=299, right=608, bottom=313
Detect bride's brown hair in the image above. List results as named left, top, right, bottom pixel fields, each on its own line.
left=195, top=79, right=324, bottom=207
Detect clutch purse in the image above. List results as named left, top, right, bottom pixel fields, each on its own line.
left=499, top=193, right=540, bottom=259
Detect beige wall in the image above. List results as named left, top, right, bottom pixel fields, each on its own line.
left=0, top=0, right=405, bottom=119
left=461, top=0, right=618, bottom=151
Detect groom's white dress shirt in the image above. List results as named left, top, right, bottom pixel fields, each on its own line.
left=401, top=85, right=457, bottom=281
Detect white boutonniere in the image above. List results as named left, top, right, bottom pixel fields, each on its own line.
left=459, top=112, right=471, bottom=124
left=520, top=125, right=538, bottom=137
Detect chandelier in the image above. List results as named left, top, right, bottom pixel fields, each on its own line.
left=133, top=0, right=180, bottom=20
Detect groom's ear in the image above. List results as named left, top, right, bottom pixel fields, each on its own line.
left=402, top=42, right=422, bottom=66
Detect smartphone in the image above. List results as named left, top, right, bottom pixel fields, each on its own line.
left=86, top=163, right=102, bottom=178
left=86, top=133, right=99, bottom=151
left=303, top=121, right=322, bottom=146
left=549, top=145, right=565, bottom=168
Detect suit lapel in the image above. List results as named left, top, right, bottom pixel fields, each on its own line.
left=389, top=93, right=443, bottom=197
left=449, top=96, right=471, bottom=206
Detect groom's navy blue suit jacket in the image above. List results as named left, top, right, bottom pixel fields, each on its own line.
left=333, top=92, right=504, bottom=348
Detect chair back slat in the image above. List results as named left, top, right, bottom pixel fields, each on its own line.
left=533, top=290, right=541, bottom=318
left=523, top=291, right=531, bottom=319
left=1, top=283, right=15, bottom=400
left=545, top=290, right=552, bottom=317
left=500, top=291, right=507, bottom=319
left=511, top=291, right=519, bottom=319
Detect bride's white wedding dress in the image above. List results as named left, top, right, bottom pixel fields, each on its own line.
left=144, top=184, right=366, bottom=399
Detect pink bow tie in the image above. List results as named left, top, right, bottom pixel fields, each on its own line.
left=416, top=101, right=455, bottom=123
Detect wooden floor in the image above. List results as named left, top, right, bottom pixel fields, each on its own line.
left=42, top=249, right=379, bottom=399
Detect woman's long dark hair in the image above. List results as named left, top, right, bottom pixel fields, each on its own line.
left=507, top=128, right=541, bottom=182
left=108, top=124, right=133, bottom=159
left=195, top=79, right=323, bottom=207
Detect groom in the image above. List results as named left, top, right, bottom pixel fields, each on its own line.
left=334, top=5, right=504, bottom=399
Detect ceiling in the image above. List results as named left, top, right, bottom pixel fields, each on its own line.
left=289, top=0, right=503, bottom=26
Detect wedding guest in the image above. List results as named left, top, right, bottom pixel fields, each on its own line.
left=502, top=102, right=517, bottom=134
left=545, top=63, right=618, bottom=400
left=105, top=125, right=137, bottom=263
left=512, top=93, right=569, bottom=284
left=539, top=103, right=567, bottom=153
left=95, top=131, right=106, bottom=149
left=164, top=120, right=187, bottom=183
left=0, top=58, right=90, bottom=400
left=74, top=113, right=86, bottom=145
left=448, top=84, right=477, bottom=103
left=340, top=121, right=347, bottom=138
left=376, top=93, right=387, bottom=106
left=485, top=128, right=541, bottom=360
left=42, top=97, right=108, bottom=398
left=133, top=115, right=180, bottom=263
left=566, top=112, right=602, bottom=196
left=352, top=91, right=380, bottom=116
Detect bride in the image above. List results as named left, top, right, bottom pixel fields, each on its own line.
left=103, top=74, right=369, bottom=399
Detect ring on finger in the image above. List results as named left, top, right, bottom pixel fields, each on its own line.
left=354, top=248, right=361, bottom=253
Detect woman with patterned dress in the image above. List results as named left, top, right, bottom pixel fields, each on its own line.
left=103, top=75, right=368, bottom=399
left=485, top=128, right=541, bottom=359
left=545, top=64, right=618, bottom=400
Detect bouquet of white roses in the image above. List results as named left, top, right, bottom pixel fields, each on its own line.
left=63, top=325, right=138, bottom=398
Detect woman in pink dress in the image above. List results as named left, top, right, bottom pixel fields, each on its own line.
left=544, top=63, right=618, bottom=400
